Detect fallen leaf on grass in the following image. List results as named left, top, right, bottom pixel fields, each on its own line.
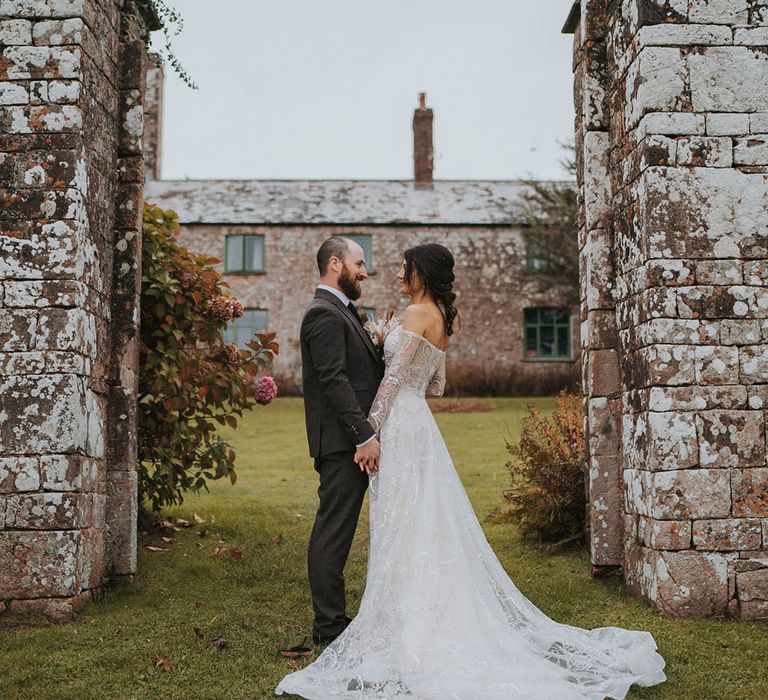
left=144, top=545, right=170, bottom=553
left=194, top=600, right=203, bottom=609
left=210, top=515, right=217, bottom=524
left=160, top=536, right=173, bottom=544
left=192, top=513, right=205, bottom=524
left=279, top=637, right=313, bottom=659
left=175, top=518, right=192, bottom=528
left=230, top=547, right=243, bottom=560
left=210, top=637, right=228, bottom=650
left=198, top=528, right=209, bottom=538
left=273, top=534, right=283, bottom=545
left=217, top=539, right=226, bottom=544
left=154, top=656, right=173, bottom=672
left=195, top=542, right=205, bottom=549
left=214, top=546, right=228, bottom=556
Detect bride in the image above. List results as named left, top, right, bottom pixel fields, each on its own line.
left=276, top=243, right=666, bottom=699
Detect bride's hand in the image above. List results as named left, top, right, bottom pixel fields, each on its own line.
left=355, top=437, right=381, bottom=473
left=354, top=450, right=376, bottom=474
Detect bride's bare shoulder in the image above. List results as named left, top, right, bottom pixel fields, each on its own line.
left=402, top=304, right=449, bottom=350
left=401, top=304, right=432, bottom=332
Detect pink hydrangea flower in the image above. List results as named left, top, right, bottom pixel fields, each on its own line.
left=254, top=375, right=278, bottom=405
left=206, top=296, right=244, bottom=321
left=222, top=343, right=241, bottom=366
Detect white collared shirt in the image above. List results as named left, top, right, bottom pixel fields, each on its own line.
left=317, top=283, right=351, bottom=307
left=315, top=284, right=375, bottom=449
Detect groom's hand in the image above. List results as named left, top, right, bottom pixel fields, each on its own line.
left=355, top=438, right=381, bottom=473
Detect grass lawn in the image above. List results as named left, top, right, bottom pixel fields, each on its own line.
left=1, top=396, right=767, bottom=700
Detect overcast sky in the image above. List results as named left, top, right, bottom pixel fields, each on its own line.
left=156, top=1, right=575, bottom=182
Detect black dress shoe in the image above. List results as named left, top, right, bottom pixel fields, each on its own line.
left=312, top=616, right=354, bottom=646
left=312, top=631, right=338, bottom=646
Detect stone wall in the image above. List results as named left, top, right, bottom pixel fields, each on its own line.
left=0, top=0, right=152, bottom=619
left=169, top=223, right=581, bottom=397
left=571, top=0, right=768, bottom=617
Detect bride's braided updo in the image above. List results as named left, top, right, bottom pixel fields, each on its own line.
left=403, top=243, right=460, bottom=336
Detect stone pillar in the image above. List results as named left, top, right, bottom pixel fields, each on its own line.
left=567, top=0, right=768, bottom=618
left=572, top=0, right=625, bottom=572
left=105, top=31, right=148, bottom=583
left=143, top=52, right=163, bottom=182
left=0, top=0, right=156, bottom=619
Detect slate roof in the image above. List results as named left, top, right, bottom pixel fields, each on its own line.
left=143, top=179, right=543, bottom=226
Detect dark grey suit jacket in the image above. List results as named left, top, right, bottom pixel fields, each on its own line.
left=300, top=288, right=385, bottom=458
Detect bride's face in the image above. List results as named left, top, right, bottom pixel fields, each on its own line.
left=396, top=259, right=409, bottom=295
left=397, top=259, right=421, bottom=296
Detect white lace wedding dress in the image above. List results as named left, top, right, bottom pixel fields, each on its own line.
left=276, top=323, right=666, bottom=699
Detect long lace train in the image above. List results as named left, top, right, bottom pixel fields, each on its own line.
left=276, top=327, right=665, bottom=699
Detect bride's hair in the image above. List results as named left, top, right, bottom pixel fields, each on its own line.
left=403, top=243, right=460, bottom=336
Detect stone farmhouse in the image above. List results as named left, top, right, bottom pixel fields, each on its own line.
left=144, top=79, right=580, bottom=395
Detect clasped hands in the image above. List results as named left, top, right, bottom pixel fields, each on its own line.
left=354, top=437, right=381, bottom=474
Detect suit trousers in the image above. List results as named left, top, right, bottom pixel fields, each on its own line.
left=308, top=449, right=369, bottom=638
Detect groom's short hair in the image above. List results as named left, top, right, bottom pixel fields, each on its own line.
left=317, top=236, right=350, bottom=275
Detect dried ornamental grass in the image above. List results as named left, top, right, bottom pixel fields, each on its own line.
left=502, top=392, right=586, bottom=545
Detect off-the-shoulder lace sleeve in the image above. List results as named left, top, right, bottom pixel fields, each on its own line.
left=426, top=355, right=446, bottom=397
left=368, top=330, right=432, bottom=433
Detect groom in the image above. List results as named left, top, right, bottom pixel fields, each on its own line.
left=300, top=236, right=385, bottom=645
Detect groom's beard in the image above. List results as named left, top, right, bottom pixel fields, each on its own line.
left=338, top=264, right=362, bottom=301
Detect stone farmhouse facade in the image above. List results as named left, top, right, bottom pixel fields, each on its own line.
left=145, top=84, right=581, bottom=396
left=1, top=0, right=767, bottom=622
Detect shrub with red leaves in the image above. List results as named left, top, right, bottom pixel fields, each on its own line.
left=139, top=204, right=279, bottom=512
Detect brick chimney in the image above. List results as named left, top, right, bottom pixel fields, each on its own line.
left=413, top=92, right=433, bottom=189
left=143, top=53, right=164, bottom=181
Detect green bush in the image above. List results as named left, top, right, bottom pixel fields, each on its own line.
left=139, top=204, right=279, bottom=512
left=501, top=392, right=586, bottom=544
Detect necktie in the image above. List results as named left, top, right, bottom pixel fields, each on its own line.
left=347, top=302, right=366, bottom=328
